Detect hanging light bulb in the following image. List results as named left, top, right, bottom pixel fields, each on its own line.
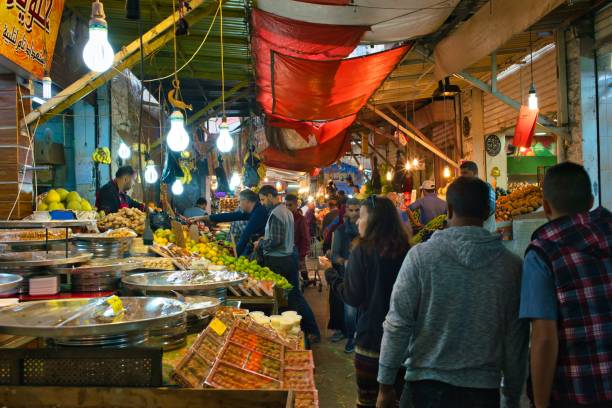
left=42, top=76, right=52, bottom=99
left=412, top=158, right=419, bottom=168
left=358, top=164, right=364, bottom=172
left=264, top=177, right=269, bottom=183
left=528, top=84, right=538, bottom=110
left=307, top=195, right=314, bottom=203
left=144, top=160, right=158, bottom=184
left=275, top=181, right=282, bottom=191
left=83, top=1, right=114, bottom=72
left=167, top=110, right=190, bottom=152
left=171, top=179, right=184, bottom=195
left=211, top=176, right=218, bottom=191
left=386, top=170, right=393, bottom=181
left=229, top=172, right=241, bottom=191
left=118, top=141, right=131, bottom=159
left=216, top=119, right=233, bottom=153
left=404, top=160, right=411, bottom=171
left=443, top=166, right=451, bottom=179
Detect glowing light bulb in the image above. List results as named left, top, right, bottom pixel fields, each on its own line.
left=528, top=84, right=538, bottom=110
left=307, top=195, right=314, bottom=203
left=412, top=158, right=419, bottom=167
left=118, top=142, right=130, bottom=159
left=358, top=164, right=364, bottom=171
left=275, top=181, right=282, bottom=191
left=443, top=166, right=451, bottom=178
left=264, top=177, right=269, bottom=183
left=229, top=172, right=241, bottom=191
left=404, top=161, right=411, bottom=171
left=324, top=194, right=329, bottom=199
left=386, top=170, right=393, bottom=181
left=171, top=179, right=184, bottom=195
left=144, top=160, right=158, bottom=184
left=167, top=110, right=189, bottom=152
left=42, top=76, right=52, bottom=99
left=216, top=120, right=233, bottom=153
left=83, top=1, right=114, bottom=72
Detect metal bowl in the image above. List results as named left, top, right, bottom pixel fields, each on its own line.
left=0, top=273, right=23, bottom=294
left=121, top=270, right=247, bottom=292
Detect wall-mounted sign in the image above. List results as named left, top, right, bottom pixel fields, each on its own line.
left=1, top=0, right=65, bottom=79
left=485, top=134, right=502, bottom=157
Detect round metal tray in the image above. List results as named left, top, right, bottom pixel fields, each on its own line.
left=121, top=270, right=247, bottom=292
left=49, top=258, right=144, bottom=275
left=0, top=273, right=23, bottom=293
left=0, top=297, right=186, bottom=338
left=182, top=295, right=221, bottom=317
left=0, top=251, right=93, bottom=268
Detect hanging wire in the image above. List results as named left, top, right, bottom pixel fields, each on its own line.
left=142, top=3, right=220, bottom=83
left=529, top=31, right=534, bottom=85
left=220, top=1, right=226, bottom=119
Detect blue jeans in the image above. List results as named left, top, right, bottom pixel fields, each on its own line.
left=344, top=303, right=357, bottom=340
left=265, top=254, right=320, bottom=337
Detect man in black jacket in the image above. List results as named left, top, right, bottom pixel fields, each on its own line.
left=96, top=166, right=144, bottom=214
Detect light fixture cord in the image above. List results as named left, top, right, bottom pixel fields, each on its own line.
left=529, top=31, right=534, bottom=86
left=220, top=1, right=226, bottom=119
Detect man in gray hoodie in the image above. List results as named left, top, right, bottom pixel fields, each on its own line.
left=377, top=177, right=528, bottom=408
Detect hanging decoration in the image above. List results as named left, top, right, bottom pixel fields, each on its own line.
left=178, top=151, right=195, bottom=185
left=243, top=146, right=266, bottom=187
left=83, top=0, right=115, bottom=72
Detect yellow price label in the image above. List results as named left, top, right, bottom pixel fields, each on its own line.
left=106, top=295, right=124, bottom=315
left=209, top=318, right=227, bottom=336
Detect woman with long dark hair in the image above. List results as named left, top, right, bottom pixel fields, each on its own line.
left=325, top=195, right=411, bottom=407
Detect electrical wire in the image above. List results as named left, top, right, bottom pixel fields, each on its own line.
left=141, top=1, right=221, bottom=83
left=221, top=2, right=226, bottom=119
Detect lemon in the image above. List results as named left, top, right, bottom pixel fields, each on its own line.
left=45, top=189, right=61, bottom=204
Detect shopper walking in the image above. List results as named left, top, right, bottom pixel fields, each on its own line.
left=325, top=196, right=410, bottom=407
left=519, top=162, right=611, bottom=408
left=285, top=194, right=311, bottom=282
left=460, top=161, right=497, bottom=231
left=255, top=185, right=321, bottom=343
left=377, top=177, right=528, bottom=408
left=330, top=197, right=361, bottom=353
left=408, top=180, right=447, bottom=225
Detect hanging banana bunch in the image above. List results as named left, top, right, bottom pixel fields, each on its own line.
left=92, top=147, right=112, bottom=164
left=178, top=150, right=195, bottom=185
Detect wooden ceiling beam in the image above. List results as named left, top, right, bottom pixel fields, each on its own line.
left=365, top=104, right=459, bottom=168
left=23, top=0, right=225, bottom=127
left=187, top=81, right=249, bottom=125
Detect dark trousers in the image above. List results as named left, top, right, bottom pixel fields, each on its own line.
left=400, top=380, right=499, bottom=408
left=355, top=352, right=404, bottom=407
left=263, top=255, right=320, bottom=336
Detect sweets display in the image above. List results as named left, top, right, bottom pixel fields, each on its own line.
left=219, top=198, right=239, bottom=213
left=496, top=184, right=543, bottom=221
left=127, top=257, right=175, bottom=271
left=0, top=228, right=71, bottom=243
left=98, top=207, right=146, bottom=234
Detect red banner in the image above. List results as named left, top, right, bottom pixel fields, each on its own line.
left=513, top=106, right=538, bottom=148
left=262, top=130, right=351, bottom=172
left=271, top=45, right=410, bottom=121
left=252, top=8, right=366, bottom=115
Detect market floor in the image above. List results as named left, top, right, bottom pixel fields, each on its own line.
left=303, top=274, right=357, bottom=408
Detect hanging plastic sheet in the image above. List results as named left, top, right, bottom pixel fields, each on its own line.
left=252, top=8, right=367, bottom=114
left=271, top=45, right=410, bottom=121
left=513, top=106, right=539, bottom=149
left=262, top=130, right=351, bottom=172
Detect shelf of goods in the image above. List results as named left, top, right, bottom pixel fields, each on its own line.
left=218, top=198, right=239, bottom=213
left=172, top=307, right=317, bottom=408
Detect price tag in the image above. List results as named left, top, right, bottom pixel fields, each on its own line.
left=209, top=317, right=227, bottom=336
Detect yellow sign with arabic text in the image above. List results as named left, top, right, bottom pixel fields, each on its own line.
left=1, top=0, right=65, bottom=79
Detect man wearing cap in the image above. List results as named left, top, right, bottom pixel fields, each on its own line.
left=409, top=180, right=447, bottom=225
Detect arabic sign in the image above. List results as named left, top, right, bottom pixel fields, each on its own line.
left=1, top=0, right=65, bottom=79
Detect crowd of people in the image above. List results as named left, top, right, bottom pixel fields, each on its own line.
left=194, top=161, right=610, bottom=408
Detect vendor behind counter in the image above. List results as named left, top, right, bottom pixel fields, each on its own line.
left=96, top=166, right=144, bottom=214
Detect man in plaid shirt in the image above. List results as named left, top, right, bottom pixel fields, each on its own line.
left=520, top=162, right=611, bottom=408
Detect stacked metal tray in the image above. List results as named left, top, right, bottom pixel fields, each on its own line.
left=0, top=297, right=185, bottom=348
left=50, top=258, right=143, bottom=292
left=0, top=273, right=23, bottom=296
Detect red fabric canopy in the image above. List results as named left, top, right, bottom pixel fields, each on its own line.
left=252, top=8, right=367, bottom=115
left=268, top=114, right=357, bottom=144
left=271, top=45, right=410, bottom=121
left=262, top=130, right=351, bottom=172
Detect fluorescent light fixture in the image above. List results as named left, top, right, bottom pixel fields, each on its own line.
left=496, top=43, right=556, bottom=81
left=32, top=96, right=46, bottom=105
